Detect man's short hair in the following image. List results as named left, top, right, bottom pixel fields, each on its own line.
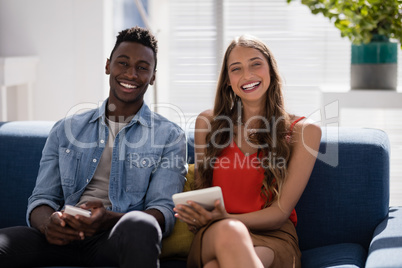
left=109, top=26, right=158, bottom=70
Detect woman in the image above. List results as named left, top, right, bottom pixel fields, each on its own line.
left=174, top=35, right=321, bottom=268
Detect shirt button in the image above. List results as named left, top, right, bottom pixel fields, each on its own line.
left=100, top=139, right=105, bottom=144
left=142, top=160, right=147, bottom=165
left=93, top=159, right=97, bottom=163
left=66, top=149, right=70, bottom=153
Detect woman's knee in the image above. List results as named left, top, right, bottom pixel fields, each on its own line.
left=209, top=219, right=250, bottom=246
left=201, top=219, right=256, bottom=265
left=215, top=219, right=248, bottom=235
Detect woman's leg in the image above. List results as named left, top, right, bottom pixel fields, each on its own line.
left=254, top=246, right=274, bottom=268
left=204, top=259, right=219, bottom=268
left=201, top=219, right=263, bottom=268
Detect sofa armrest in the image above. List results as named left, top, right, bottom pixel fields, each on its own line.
left=366, top=207, right=402, bottom=268
left=0, top=121, right=54, bottom=228
left=296, top=127, right=390, bottom=251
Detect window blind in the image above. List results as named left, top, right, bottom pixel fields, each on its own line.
left=155, top=0, right=402, bottom=205
left=165, top=0, right=401, bottom=121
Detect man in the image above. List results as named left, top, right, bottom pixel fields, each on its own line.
left=0, top=26, right=187, bottom=267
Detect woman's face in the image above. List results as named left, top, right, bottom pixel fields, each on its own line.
left=227, top=45, right=271, bottom=105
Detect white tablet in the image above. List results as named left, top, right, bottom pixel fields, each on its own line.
left=172, top=186, right=225, bottom=211
left=64, top=205, right=91, bottom=218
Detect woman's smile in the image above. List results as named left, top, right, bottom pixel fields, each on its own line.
left=241, top=81, right=261, bottom=92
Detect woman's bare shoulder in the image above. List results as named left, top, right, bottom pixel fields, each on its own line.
left=198, top=109, right=214, bottom=119
left=196, top=109, right=214, bottom=128
left=292, top=117, right=322, bottom=144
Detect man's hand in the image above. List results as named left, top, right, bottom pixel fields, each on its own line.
left=61, top=200, right=123, bottom=238
left=45, top=211, right=83, bottom=245
left=30, top=205, right=82, bottom=246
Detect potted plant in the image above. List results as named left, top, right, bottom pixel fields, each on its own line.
left=287, top=0, right=402, bottom=90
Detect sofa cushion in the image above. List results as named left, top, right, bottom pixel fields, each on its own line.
left=301, top=243, right=367, bottom=268
left=296, top=127, right=390, bottom=251
left=0, top=121, right=54, bottom=228
left=160, top=164, right=195, bottom=259
left=366, top=207, right=402, bottom=268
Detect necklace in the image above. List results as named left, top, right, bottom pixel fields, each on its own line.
left=236, top=115, right=258, bottom=143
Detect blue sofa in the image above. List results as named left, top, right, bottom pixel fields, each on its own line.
left=0, top=121, right=401, bottom=268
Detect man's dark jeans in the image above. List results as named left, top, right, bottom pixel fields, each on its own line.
left=0, top=211, right=162, bottom=268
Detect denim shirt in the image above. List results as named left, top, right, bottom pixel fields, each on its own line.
left=27, top=99, right=187, bottom=236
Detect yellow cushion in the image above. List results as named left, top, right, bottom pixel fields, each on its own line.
left=160, top=164, right=195, bottom=259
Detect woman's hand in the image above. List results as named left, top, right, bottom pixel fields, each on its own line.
left=174, top=199, right=228, bottom=233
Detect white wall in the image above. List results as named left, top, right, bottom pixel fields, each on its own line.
left=148, top=0, right=172, bottom=119
left=0, top=0, right=114, bottom=121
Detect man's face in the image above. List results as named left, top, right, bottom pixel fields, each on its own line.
left=106, top=41, right=156, bottom=108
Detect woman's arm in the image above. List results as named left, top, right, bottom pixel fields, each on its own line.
left=174, top=110, right=217, bottom=232
left=230, top=120, right=322, bottom=231
left=193, top=109, right=214, bottom=182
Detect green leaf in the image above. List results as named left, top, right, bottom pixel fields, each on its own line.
left=288, top=0, right=402, bottom=47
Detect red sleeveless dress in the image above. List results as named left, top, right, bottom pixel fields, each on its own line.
left=212, top=117, right=305, bottom=226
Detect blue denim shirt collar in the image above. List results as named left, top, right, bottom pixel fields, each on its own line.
left=89, top=99, right=153, bottom=128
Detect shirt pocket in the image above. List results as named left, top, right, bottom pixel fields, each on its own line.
left=59, top=147, right=82, bottom=186
left=125, top=152, right=160, bottom=193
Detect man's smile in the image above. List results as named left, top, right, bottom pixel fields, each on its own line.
left=119, top=82, right=138, bottom=89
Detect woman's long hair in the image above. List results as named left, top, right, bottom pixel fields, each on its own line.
left=197, top=35, right=291, bottom=208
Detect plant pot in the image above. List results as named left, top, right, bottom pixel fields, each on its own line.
left=351, top=35, right=398, bottom=90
